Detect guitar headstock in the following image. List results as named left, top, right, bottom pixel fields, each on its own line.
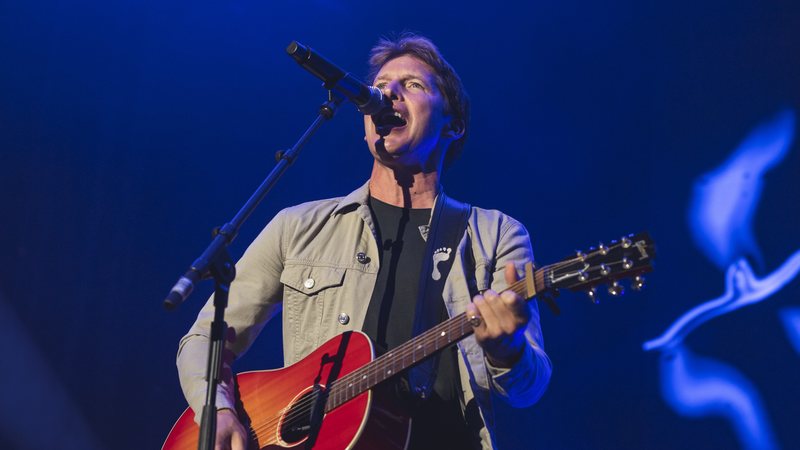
left=541, top=232, right=655, bottom=302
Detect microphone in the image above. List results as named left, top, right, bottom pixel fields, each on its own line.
left=286, top=41, right=389, bottom=115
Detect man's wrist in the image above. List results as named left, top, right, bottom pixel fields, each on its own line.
left=486, top=346, right=525, bottom=369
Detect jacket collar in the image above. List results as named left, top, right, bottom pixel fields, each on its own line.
left=331, top=180, right=371, bottom=216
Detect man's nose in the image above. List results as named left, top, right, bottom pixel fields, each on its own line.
left=382, top=81, right=401, bottom=100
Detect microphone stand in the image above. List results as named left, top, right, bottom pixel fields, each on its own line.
left=164, top=90, right=345, bottom=450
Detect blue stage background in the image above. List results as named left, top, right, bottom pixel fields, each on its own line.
left=2, top=1, right=799, bottom=449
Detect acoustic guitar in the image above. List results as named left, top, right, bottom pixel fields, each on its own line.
left=164, top=232, right=655, bottom=450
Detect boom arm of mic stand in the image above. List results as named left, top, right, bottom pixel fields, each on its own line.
left=163, top=90, right=345, bottom=310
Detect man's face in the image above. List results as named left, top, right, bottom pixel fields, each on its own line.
left=364, top=55, right=453, bottom=171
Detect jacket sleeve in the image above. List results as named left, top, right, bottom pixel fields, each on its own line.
left=175, top=209, right=287, bottom=422
left=483, top=217, right=552, bottom=407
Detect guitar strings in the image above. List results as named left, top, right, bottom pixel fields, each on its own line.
left=246, top=310, right=478, bottom=440
left=245, top=275, right=527, bottom=437
left=245, top=253, right=642, bottom=441
left=247, top=271, right=528, bottom=433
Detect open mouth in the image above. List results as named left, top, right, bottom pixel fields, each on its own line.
left=372, top=109, right=407, bottom=134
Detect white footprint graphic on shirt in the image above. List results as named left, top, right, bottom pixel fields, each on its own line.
left=431, top=247, right=452, bottom=280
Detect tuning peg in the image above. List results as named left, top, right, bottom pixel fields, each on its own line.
left=608, top=281, right=624, bottom=296
left=578, top=270, right=589, bottom=282
left=632, top=275, right=645, bottom=291
left=576, top=251, right=587, bottom=261
left=622, top=258, right=633, bottom=270
left=598, top=243, right=608, bottom=255
left=600, top=264, right=611, bottom=276
left=621, top=236, right=632, bottom=248
left=587, top=287, right=599, bottom=304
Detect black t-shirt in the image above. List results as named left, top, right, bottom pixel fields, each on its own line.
left=362, top=196, right=479, bottom=449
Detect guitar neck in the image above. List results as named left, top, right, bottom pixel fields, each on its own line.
left=324, top=263, right=548, bottom=412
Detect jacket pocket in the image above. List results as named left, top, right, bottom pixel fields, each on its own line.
left=280, top=263, right=346, bottom=360
left=280, top=263, right=346, bottom=295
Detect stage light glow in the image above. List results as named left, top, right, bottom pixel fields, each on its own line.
left=660, top=345, right=777, bottom=450
left=781, top=307, right=800, bottom=355
left=644, top=254, right=800, bottom=352
left=687, top=110, right=794, bottom=270
left=644, top=110, right=798, bottom=450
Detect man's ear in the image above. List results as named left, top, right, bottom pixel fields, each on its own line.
left=444, top=119, right=465, bottom=140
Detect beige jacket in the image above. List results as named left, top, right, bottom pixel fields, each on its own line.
left=177, top=181, right=552, bottom=449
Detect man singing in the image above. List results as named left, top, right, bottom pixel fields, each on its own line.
left=177, top=33, right=552, bottom=450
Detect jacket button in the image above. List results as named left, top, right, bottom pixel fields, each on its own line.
left=303, top=278, right=315, bottom=289
left=356, top=252, right=369, bottom=264
left=337, top=313, right=350, bottom=325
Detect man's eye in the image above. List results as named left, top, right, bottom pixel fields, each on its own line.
left=407, top=81, right=424, bottom=89
left=375, top=82, right=387, bottom=89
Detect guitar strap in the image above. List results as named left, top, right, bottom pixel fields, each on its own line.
left=408, top=191, right=471, bottom=400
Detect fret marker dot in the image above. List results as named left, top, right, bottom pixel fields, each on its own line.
left=441, top=331, right=446, bottom=336
left=387, top=370, right=392, bottom=374
left=363, top=375, right=366, bottom=380
left=348, top=383, right=353, bottom=387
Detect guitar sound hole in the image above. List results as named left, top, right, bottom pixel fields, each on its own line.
left=279, top=390, right=315, bottom=444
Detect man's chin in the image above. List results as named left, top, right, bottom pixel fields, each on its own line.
left=373, top=135, right=407, bottom=156
left=372, top=144, right=411, bottom=166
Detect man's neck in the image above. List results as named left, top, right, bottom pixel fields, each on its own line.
left=368, top=162, right=440, bottom=209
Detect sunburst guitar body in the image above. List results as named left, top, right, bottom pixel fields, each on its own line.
left=163, top=331, right=411, bottom=449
